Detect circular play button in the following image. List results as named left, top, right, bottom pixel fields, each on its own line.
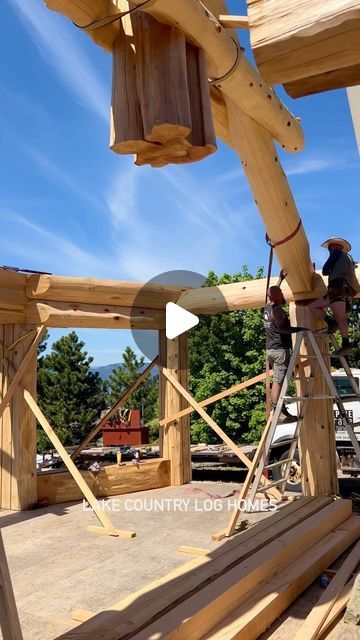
left=131, top=270, right=206, bottom=360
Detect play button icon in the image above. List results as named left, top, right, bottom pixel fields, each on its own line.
left=166, top=302, right=199, bottom=339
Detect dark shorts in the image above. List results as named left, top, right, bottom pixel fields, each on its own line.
left=267, top=348, right=290, bottom=384
left=327, top=278, right=349, bottom=303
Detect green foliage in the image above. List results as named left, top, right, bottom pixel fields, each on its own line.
left=189, top=267, right=267, bottom=445
left=106, top=346, right=158, bottom=425
left=347, top=299, right=360, bottom=368
left=37, top=331, right=106, bottom=451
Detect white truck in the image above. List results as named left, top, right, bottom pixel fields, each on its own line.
left=270, top=368, right=360, bottom=491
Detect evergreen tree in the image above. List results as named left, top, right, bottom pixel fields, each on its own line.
left=189, top=267, right=267, bottom=445
left=37, top=331, right=105, bottom=450
left=106, top=346, right=158, bottom=425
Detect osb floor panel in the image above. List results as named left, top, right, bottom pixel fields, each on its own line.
left=0, top=483, right=356, bottom=640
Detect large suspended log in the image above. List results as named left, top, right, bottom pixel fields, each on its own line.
left=45, top=0, right=304, bottom=153
left=247, top=0, right=360, bottom=97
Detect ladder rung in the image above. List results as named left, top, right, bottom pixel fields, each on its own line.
left=270, top=438, right=297, bottom=449
left=292, top=376, right=315, bottom=381
left=264, top=458, right=293, bottom=470
left=257, top=479, right=286, bottom=492
left=283, top=395, right=334, bottom=401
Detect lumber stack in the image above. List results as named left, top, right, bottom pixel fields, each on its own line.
left=57, top=498, right=360, bottom=640
left=111, top=11, right=216, bottom=167
left=247, top=0, right=360, bottom=98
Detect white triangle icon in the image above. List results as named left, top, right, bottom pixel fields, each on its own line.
left=166, top=302, right=199, bottom=339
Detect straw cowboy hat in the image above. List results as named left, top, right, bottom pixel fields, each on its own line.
left=321, top=237, right=351, bottom=252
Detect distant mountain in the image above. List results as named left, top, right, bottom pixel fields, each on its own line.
left=91, top=363, right=120, bottom=380
left=91, top=362, right=158, bottom=381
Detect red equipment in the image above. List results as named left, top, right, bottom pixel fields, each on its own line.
left=102, top=409, right=149, bottom=446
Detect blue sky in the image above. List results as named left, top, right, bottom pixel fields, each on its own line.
left=1, top=0, right=359, bottom=365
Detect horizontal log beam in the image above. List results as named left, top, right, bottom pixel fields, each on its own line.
left=25, top=301, right=165, bottom=329
left=45, top=0, right=304, bottom=153
left=0, top=269, right=26, bottom=289
left=25, top=274, right=188, bottom=308
left=177, top=272, right=330, bottom=314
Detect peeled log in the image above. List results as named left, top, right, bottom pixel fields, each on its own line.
left=224, top=97, right=314, bottom=294
left=25, top=274, right=188, bottom=308
left=45, top=0, right=121, bottom=50
left=247, top=0, right=360, bottom=96
left=25, top=302, right=165, bottom=329
left=178, top=272, right=328, bottom=315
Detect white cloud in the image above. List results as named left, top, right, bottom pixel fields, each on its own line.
left=26, top=146, right=106, bottom=213
left=105, top=161, right=139, bottom=227
left=9, top=0, right=108, bottom=121
left=0, top=209, right=109, bottom=276
left=284, top=155, right=346, bottom=176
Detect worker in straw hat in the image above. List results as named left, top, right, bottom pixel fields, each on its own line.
left=309, top=237, right=359, bottom=355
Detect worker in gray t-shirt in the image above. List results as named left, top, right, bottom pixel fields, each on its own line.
left=309, top=237, right=359, bottom=355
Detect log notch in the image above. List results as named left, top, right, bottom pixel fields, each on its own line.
left=247, top=0, right=360, bottom=97
left=159, top=331, right=191, bottom=485
left=290, top=303, right=338, bottom=496
left=0, top=325, right=38, bottom=510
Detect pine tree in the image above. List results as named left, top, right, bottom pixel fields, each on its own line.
left=189, top=267, right=267, bottom=445
left=106, top=346, right=158, bottom=425
left=37, top=331, right=105, bottom=450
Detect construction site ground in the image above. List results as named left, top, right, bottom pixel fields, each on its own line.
left=1, top=481, right=359, bottom=640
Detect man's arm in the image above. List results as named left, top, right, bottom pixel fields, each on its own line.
left=322, top=249, right=342, bottom=275
left=272, top=307, right=306, bottom=334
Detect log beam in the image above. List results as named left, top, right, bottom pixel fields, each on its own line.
left=247, top=0, right=360, bottom=96
left=159, top=332, right=191, bottom=485
left=25, top=274, right=187, bottom=308
left=178, top=272, right=329, bottom=315
left=45, top=0, right=304, bottom=152
left=0, top=325, right=39, bottom=510
left=25, top=301, right=165, bottom=329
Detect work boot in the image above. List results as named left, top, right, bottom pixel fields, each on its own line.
left=275, top=408, right=297, bottom=424
left=334, top=338, right=354, bottom=356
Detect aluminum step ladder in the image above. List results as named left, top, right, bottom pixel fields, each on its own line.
left=250, top=331, right=360, bottom=504
left=226, top=330, right=360, bottom=538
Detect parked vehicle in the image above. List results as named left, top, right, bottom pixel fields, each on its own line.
left=270, top=368, right=360, bottom=491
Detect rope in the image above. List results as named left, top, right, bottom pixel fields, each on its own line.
left=208, top=39, right=242, bottom=86
left=73, top=0, right=158, bottom=31
left=0, top=329, right=39, bottom=354
left=264, top=219, right=303, bottom=418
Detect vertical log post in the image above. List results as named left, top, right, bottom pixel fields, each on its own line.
left=158, top=331, right=191, bottom=485
left=0, top=325, right=38, bottom=510
left=289, top=303, right=338, bottom=495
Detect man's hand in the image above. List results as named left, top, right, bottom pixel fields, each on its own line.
left=279, top=269, right=287, bottom=282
